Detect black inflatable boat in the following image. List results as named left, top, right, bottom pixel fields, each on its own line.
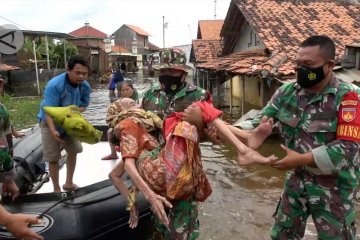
left=1, top=125, right=154, bottom=240
left=0, top=180, right=154, bottom=240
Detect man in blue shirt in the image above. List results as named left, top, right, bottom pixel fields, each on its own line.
left=37, top=55, right=91, bottom=192
left=108, top=68, right=124, bottom=100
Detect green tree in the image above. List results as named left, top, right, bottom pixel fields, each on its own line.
left=17, top=37, right=43, bottom=70
left=18, top=38, right=79, bottom=70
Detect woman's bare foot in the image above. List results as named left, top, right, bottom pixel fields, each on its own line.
left=247, top=117, right=273, bottom=149
left=101, top=154, right=118, bottom=160
left=237, top=147, right=277, bottom=166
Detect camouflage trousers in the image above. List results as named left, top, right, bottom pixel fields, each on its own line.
left=153, top=199, right=200, bottom=240
left=271, top=170, right=357, bottom=240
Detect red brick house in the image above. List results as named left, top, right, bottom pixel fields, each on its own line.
left=68, top=22, right=109, bottom=75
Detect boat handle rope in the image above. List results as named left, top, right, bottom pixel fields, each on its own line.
left=36, top=191, right=76, bottom=219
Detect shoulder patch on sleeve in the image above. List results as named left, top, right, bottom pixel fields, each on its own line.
left=336, top=91, right=360, bottom=142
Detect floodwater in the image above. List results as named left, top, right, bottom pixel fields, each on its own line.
left=81, top=72, right=359, bottom=240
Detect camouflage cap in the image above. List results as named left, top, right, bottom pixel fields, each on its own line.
left=152, top=48, right=193, bottom=72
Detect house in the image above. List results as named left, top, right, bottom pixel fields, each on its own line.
left=334, top=42, right=360, bottom=85
left=196, top=20, right=224, bottom=40
left=190, top=20, right=224, bottom=90
left=108, top=45, right=137, bottom=73
left=196, top=0, right=360, bottom=112
left=112, top=24, right=157, bottom=69
left=68, top=22, right=109, bottom=75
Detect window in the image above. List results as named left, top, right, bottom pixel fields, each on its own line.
left=248, top=30, right=253, bottom=47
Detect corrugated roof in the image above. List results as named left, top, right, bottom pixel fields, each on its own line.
left=69, top=23, right=107, bottom=38
left=21, top=30, right=74, bottom=39
left=197, top=20, right=224, bottom=40
left=125, top=24, right=150, bottom=36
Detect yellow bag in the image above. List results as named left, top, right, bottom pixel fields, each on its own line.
left=43, top=105, right=102, bottom=144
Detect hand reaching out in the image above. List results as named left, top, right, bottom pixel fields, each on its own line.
left=271, top=144, right=314, bottom=170
left=128, top=205, right=139, bottom=229
left=4, top=213, right=44, bottom=240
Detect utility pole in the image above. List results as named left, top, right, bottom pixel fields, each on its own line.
left=214, top=0, right=217, bottom=19
left=188, top=24, right=192, bottom=43
left=162, top=16, right=165, bottom=48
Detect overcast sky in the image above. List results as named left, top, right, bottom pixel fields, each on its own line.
left=0, top=0, right=231, bottom=47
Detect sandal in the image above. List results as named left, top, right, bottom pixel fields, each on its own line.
left=62, top=184, right=79, bottom=192
left=101, top=154, right=118, bottom=160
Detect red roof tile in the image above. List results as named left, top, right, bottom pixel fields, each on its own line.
left=197, top=49, right=269, bottom=75
left=218, top=0, right=360, bottom=77
left=125, top=24, right=150, bottom=36
left=69, top=23, right=107, bottom=38
left=197, top=20, right=224, bottom=40
left=192, top=40, right=222, bottom=63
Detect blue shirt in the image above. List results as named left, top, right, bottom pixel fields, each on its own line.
left=108, top=70, right=124, bottom=90
left=37, top=72, right=91, bottom=123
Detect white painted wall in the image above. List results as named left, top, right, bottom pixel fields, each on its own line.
left=233, top=23, right=265, bottom=52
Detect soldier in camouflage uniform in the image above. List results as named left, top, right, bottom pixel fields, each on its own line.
left=141, top=48, right=209, bottom=240
left=238, top=36, right=360, bottom=239
left=0, top=77, right=43, bottom=240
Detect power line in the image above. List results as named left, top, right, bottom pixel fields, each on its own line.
left=0, top=15, right=30, bottom=30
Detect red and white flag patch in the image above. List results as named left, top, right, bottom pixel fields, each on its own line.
left=336, top=91, right=360, bottom=142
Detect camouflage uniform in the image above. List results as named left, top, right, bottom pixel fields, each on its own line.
left=142, top=82, right=208, bottom=120
left=142, top=79, right=208, bottom=240
left=0, top=103, right=15, bottom=183
left=238, top=76, right=360, bottom=239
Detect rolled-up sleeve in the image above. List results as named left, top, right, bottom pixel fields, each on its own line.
left=312, top=139, right=360, bottom=174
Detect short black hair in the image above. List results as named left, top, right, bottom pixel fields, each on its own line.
left=119, top=80, right=135, bottom=90
left=67, top=55, right=90, bottom=70
left=300, top=35, right=336, bottom=60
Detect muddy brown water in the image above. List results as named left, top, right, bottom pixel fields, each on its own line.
left=85, top=73, right=360, bottom=240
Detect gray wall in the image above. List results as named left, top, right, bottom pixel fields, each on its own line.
left=5, top=69, right=66, bottom=96
left=233, top=23, right=265, bottom=52
left=113, top=26, right=149, bottom=55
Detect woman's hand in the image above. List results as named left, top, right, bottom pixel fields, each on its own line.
left=146, top=192, right=172, bottom=227
left=128, top=205, right=139, bottom=229
left=204, top=126, right=223, bottom=144
left=182, top=104, right=203, bottom=126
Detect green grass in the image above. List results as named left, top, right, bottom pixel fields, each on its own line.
left=1, top=94, right=42, bottom=130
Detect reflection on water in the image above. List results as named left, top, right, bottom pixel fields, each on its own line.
left=85, top=73, right=358, bottom=240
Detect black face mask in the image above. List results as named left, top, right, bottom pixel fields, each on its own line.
left=296, top=64, right=326, bottom=88
left=159, top=75, right=184, bottom=94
